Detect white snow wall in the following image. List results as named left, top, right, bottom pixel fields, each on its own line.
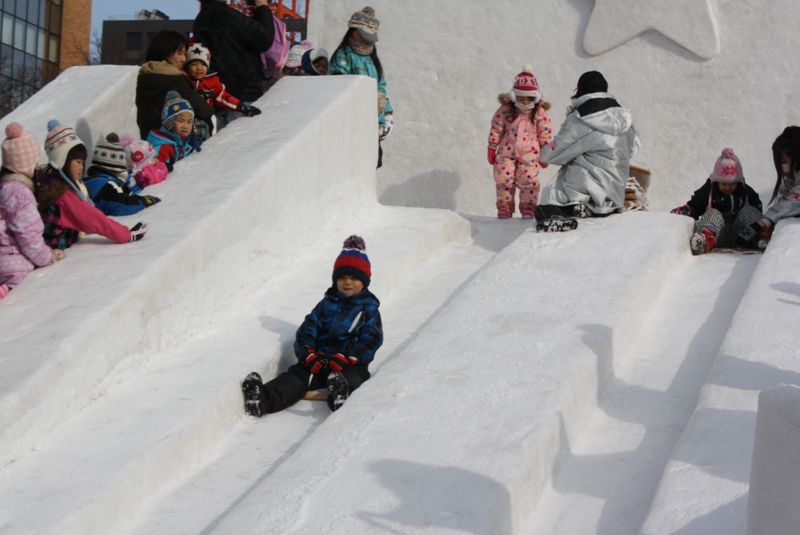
left=0, top=75, right=378, bottom=465
left=747, top=385, right=800, bottom=535
left=309, top=0, right=800, bottom=214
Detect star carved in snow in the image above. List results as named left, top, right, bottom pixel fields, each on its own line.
left=583, top=0, right=720, bottom=60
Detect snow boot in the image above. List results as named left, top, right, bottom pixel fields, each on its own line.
left=690, top=228, right=716, bottom=255
left=327, top=371, right=350, bottom=412
left=536, top=216, right=579, bottom=232
left=757, top=227, right=773, bottom=249
left=520, top=208, right=535, bottom=219
left=571, top=204, right=593, bottom=218
left=497, top=208, right=511, bottom=219
left=242, top=372, right=264, bottom=417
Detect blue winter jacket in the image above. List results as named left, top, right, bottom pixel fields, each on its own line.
left=84, top=169, right=147, bottom=217
left=294, top=287, right=383, bottom=367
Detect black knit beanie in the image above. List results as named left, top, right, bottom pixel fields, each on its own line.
left=575, top=71, right=608, bottom=99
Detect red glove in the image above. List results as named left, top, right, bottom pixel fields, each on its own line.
left=670, top=205, right=690, bottom=216
left=329, top=353, right=357, bottom=372
left=487, top=148, right=496, bottom=165
left=302, top=351, right=329, bottom=374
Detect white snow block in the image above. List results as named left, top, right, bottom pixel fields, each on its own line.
left=0, top=75, right=379, bottom=467
left=746, top=385, right=800, bottom=535
left=641, top=219, right=800, bottom=535
left=208, top=212, right=694, bottom=535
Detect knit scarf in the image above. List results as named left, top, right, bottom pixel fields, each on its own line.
left=348, top=38, right=374, bottom=56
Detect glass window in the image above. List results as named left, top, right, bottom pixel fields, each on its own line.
left=13, top=16, right=23, bottom=50
left=15, top=0, right=25, bottom=20
left=0, top=44, right=12, bottom=75
left=126, top=32, right=142, bottom=52
left=47, top=33, right=56, bottom=63
left=25, top=23, right=35, bottom=54
left=1, top=13, right=13, bottom=46
left=12, top=47, right=23, bottom=75
left=36, top=27, right=43, bottom=59
left=48, top=4, right=60, bottom=35
left=28, top=0, right=39, bottom=25
left=39, top=0, right=45, bottom=26
left=3, top=0, right=15, bottom=16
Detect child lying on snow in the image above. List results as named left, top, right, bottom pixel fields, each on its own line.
left=242, top=235, right=383, bottom=415
left=671, top=148, right=762, bottom=255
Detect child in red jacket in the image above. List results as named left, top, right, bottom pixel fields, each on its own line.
left=183, top=40, right=261, bottom=119
left=35, top=120, right=148, bottom=250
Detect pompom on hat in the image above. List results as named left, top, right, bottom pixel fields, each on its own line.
left=161, top=90, right=194, bottom=132
left=185, top=38, right=211, bottom=68
left=511, top=65, right=541, bottom=103
left=1, top=122, right=40, bottom=177
left=348, top=6, right=379, bottom=43
left=44, top=119, right=84, bottom=170
left=332, top=235, right=371, bottom=289
left=285, top=40, right=313, bottom=68
left=711, top=147, right=745, bottom=183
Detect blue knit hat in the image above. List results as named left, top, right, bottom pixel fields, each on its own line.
left=161, top=90, right=194, bottom=132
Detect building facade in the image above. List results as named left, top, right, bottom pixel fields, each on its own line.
left=0, top=0, right=92, bottom=117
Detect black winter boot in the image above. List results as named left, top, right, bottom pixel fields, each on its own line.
left=242, top=372, right=264, bottom=417
left=327, top=371, right=350, bottom=412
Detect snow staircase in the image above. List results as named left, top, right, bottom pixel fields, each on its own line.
left=640, top=219, right=800, bottom=535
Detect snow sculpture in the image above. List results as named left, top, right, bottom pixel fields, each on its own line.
left=583, top=0, right=720, bottom=60
left=747, top=385, right=800, bottom=535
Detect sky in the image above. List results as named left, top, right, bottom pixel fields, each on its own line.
left=91, top=0, right=200, bottom=36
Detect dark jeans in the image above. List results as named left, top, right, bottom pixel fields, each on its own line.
left=261, top=363, right=371, bottom=413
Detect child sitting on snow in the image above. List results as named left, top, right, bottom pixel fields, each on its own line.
left=84, top=133, right=160, bottom=216
left=487, top=66, right=553, bottom=219
left=35, top=120, right=148, bottom=250
left=242, top=235, right=383, bottom=415
left=0, top=123, right=63, bottom=301
left=745, top=126, right=800, bottom=248
left=147, top=91, right=202, bottom=172
left=671, top=148, right=762, bottom=255
left=120, top=136, right=169, bottom=190
left=183, top=40, right=261, bottom=118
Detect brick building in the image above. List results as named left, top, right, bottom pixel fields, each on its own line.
left=0, top=0, right=92, bottom=117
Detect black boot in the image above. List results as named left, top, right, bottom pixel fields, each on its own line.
left=242, top=372, right=264, bottom=417
left=327, top=372, right=350, bottom=412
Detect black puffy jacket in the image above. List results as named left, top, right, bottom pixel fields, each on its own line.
left=686, top=179, right=762, bottom=220
left=193, top=1, right=275, bottom=103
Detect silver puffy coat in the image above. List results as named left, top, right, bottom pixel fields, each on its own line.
left=764, top=170, right=800, bottom=224
left=540, top=92, right=639, bottom=215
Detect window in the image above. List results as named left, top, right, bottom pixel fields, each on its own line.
left=13, top=16, right=23, bottom=49
left=126, top=32, right=142, bottom=52
left=1, top=13, right=13, bottom=46
left=25, top=22, right=35, bottom=55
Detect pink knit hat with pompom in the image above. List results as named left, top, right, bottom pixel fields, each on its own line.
left=2, top=122, right=40, bottom=177
left=710, top=148, right=744, bottom=183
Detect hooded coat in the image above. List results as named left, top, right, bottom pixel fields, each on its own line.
left=764, top=169, right=800, bottom=224
left=136, top=61, right=215, bottom=139
left=540, top=92, right=639, bottom=214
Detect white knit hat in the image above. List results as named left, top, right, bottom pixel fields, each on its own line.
left=44, top=119, right=84, bottom=170
left=185, top=41, right=210, bottom=68
left=285, top=40, right=312, bottom=68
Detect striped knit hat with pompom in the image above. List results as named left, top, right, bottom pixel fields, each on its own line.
left=44, top=119, right=84, bottom=170
left=332, top=235, right=371, bottom=288
left=90, top=133, right=128, bottom=179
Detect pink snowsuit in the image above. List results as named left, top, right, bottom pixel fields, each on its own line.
left=488, top=101, right=553, bottom=212
left=0, top=176, right=56, bottom=287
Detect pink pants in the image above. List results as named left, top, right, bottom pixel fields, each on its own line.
left=493, top=157, right=540, bottom=212
left=0, top=253, right=35, bottom=288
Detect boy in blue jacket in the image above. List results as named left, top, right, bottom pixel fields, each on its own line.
left=84, top=133, right=160, bottom=216
left=242, top=235, right=383, bottom=415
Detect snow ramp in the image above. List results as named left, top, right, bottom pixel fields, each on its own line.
left=0, top=74, right=467, bottom=469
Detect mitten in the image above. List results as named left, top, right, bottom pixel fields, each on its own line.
left=237, top=103, right=261, bottom=117
left=377, top=91, right=387, bottom=114
left=736, top=225, right=757, bottom=247
left=329, top=353, right=357, bottom=372
left=757, top=227, right=773, bottom=249
left=129, top=222, right=148, bottom=242
left=380, top=114, right=393, bottom=140
left=670, top=205, right=690, bottom=216
left=188, top=133, right=203, bottom=153
left=52, top=248, right=65, bottom=261
left=198, top=89, right=214, bottom=100
left=487, top=148, right=496, bottom=165
left=140, top=195, right=160, bottom=207
left=302, top=350, right=329, bottom=374
left=540, top=162, right=549, bottom=169
left=165, top=161, right=174, bottom=173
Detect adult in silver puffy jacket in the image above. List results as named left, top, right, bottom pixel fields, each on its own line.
left=538, top=71, right=639, bottom=219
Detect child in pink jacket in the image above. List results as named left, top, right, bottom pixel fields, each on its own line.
left=35, top=120, right=148, bottom=251
left=487, top=66, right=553, bottom=219
left=0, top=123, right=62, bottom=300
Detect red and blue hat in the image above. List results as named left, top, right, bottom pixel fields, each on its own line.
left=332, top=235, right=371, bottom=288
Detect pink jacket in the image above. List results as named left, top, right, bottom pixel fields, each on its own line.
left=0, top=177, right=55, bottom=266
left=53, top=191, right=132, bottom=245
left=488, top=101, right=553, bottom=170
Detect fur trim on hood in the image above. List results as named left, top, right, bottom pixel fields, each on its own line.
left=497, top=93, right=551, bottom=110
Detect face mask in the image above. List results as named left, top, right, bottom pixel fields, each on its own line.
left=515, top=101, right=536, bottom=112
left=782, top=163, right=792, bottom=175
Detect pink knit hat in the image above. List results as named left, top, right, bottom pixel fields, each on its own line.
left=710, top=148, right=744, bottom=183
left=2, top=122, right=40, bottom=177
left=512, top=66, right=541, bottom=102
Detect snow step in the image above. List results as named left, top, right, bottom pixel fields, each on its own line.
left=640, top=219, right=800, bottom=535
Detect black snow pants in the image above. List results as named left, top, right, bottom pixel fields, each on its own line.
left=261, top=363, right=371, bottom=413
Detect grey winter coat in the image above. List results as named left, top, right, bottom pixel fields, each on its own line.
left=763, top=170, right=800, bottom=225
left=540, top=92, right=639, bottom=215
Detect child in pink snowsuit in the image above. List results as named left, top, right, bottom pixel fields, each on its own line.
left=487, top=66, right=553, bottom=219
left=0, top=123, right=62, bottom=300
